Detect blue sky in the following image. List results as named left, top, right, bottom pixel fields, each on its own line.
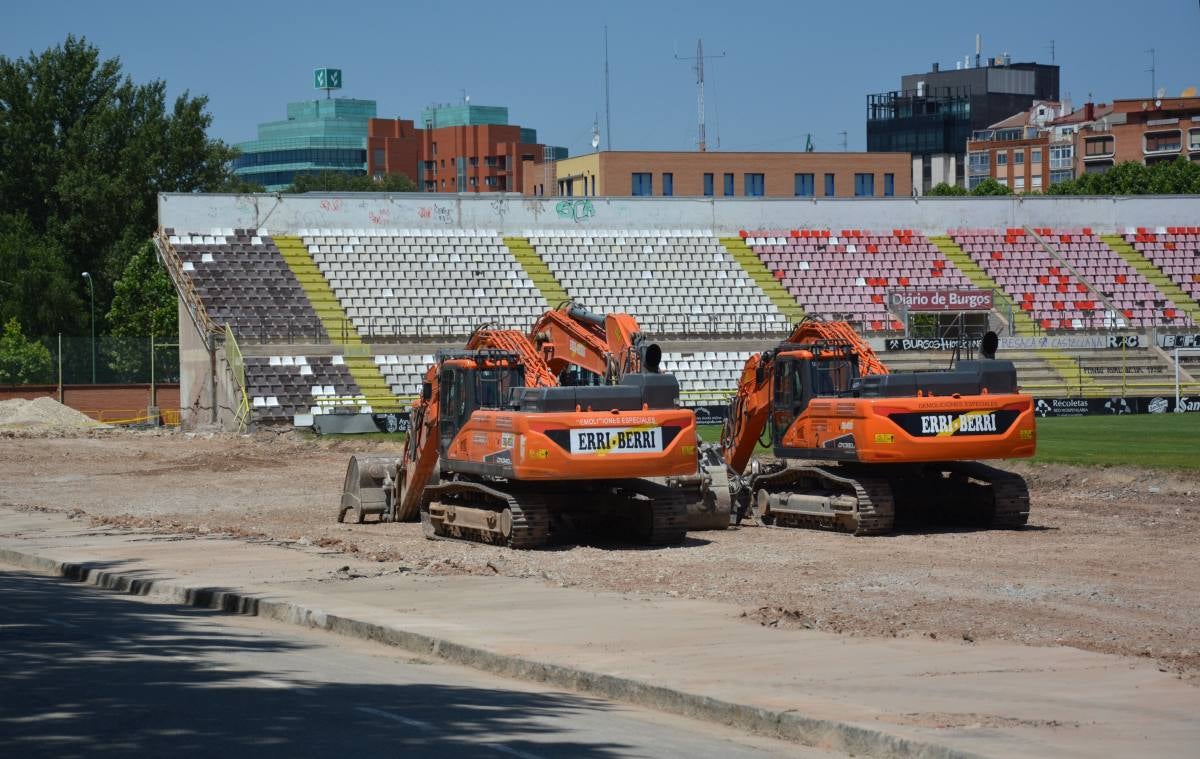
left=3, top=0, right=1198, bottom=155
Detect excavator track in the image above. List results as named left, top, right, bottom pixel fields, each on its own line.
left=751, top=464, right=895, bottom=535
left=942, top=461, right=1031, bottom=528
left=420, top=481, right=552, bottom=549
left=627, top=479, right=690, bottom=545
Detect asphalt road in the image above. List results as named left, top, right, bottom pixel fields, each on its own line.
left=0, top=567, right=833, bottom=758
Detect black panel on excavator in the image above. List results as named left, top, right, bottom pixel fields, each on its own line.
left=508, top=373, right=681, bottom=413
left=853, top=359, right=1018, bottom=398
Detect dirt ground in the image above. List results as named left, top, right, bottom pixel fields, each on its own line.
left=2, top=428, right=1197, bottom=680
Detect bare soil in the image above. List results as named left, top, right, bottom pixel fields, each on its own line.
left=2, top=429, right=1197, bottom=679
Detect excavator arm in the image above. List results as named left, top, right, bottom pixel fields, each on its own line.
left=527, top=302, right=660, bottom=383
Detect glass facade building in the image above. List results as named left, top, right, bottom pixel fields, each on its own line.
left=233, top=99, right=375, bottom=190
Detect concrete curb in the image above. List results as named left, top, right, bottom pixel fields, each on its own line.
left=0, top=546, right=984, bottom=759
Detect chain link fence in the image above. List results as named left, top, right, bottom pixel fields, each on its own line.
left=35, top=336, right=180, bottom=385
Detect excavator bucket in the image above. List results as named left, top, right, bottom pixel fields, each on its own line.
left=664, top=448, right=733, bottom=530
left=337, top=455, right=399, bottom=524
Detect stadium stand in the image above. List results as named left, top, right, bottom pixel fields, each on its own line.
left=1123, top=226, right=1200, bottom=306
left=525, top=230, right=790, bottom=336
left=244, top=354, right=366, bottom=421
left=951, top=227, right=1193, bottom=330
left=300, top=229, right=548, bottom=339
left=167, top=229, right=327, bottom=341
left=662, top=349, right=755, bottom=407
left=742, top=229, right=973, bottom=333
left=375, top=352, right=435, bottom=401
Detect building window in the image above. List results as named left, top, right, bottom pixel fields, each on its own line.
left=469, top=176, right=477, bottom=187
left=1190, top=128, right=1200, bottom=151
left=1014, top=176, right=1025, bottom=191
left=590, top=176, right=596, bottom=196
left=743, top=173, right=764, bottom=197
left=372, top=148, right=385, bottom=167
left=997, top=176, right=1008, bottom=187
left=1084, top=160, right=1114, bottom=174
left=968, top=151, right=989, bottom=175
left=996, top=152, right=1008, bottom=166
left=662, top=172, right=674, bottom=196
left=431, top=142, right=437, bottom=156
left=469, top=156, right=478, bottom=167
left=703, top=172, right=714, bottom=196
left=723, top=173, right=734, bottom=196
left=794, top=173, right=814, bottom=197
left=1084, top=136, right=1114, bottom=158
left=631, top=172, right=653, bottom=196
left=1031, top=148, right=1042, bottom=164
left=1032, top=175, right=1043, bottom=189
left=1050, top=144, right=1073, bottom=170
left=884, top=173, right=895, bottom=197
left=853, top=173, right=875, bottom=197
left=968, top=174, right=987, bottom=190
left=1050, top=169, right=1074, bottom=185
left=824, top=173, right=835, bottom=197
left=1144, top=130, right=1182, bottom=154
left=1014, top=150, right=1025, bottom=165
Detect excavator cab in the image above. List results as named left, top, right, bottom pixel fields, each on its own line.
left=768, top=346, right=860, bottom=446
left=436, top=352, right=525, bottom=454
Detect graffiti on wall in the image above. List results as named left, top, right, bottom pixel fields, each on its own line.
left=417, top=205, right=453, bottom=223
left=320, top=199, right=344, bottom=213
left=490, top=197, right=509, bottom=222
left=555, top=199, right=595, bottom=223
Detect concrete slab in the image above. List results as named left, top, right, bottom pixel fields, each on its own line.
left=2, top=508, right=1196, bottom=758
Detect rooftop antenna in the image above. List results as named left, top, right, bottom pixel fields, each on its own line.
left=1048, top=39, right=1055, bottom=63
left=839, top=130, right=848, bottom=151
left=676, top=38, right=725, bottom=151
left=592, top=114, right=601, bottom=151
left=975, top=33, right=982, bottom=68
left=604, top=26, right=612, bottom=150
left=1146, top=48, right=1157, bottom=98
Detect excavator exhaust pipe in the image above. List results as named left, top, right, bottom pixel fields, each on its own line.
left=642, top=343, right=662, bottom=373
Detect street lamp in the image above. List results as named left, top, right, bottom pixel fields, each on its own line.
left=81, top=272, right=95, bottom=384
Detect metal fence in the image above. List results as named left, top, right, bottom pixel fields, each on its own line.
left=35, top=336, right=181, bottom=385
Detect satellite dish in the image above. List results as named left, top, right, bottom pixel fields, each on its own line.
left=591, top=132, right=600, bottom=149
left=465, top=95, right=470, bottom=103
left=1182, top=86, right=1198, bottom=97
left=1156, top=87, right=1166, bottom=100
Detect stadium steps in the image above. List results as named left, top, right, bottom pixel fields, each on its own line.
left=929, top=235, right=1035, bottom=337
left=928, top=235, right=1101, bottom=395
left=276, top=236, right=401, bottom=412
left=504, top=237, right=569, bottom=307
left=1101, top=234, right=1200, bottom=322
left=720, top=237, right=805, bottom=324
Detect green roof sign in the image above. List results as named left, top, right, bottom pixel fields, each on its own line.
left=314, top=68, right=343, bottom=91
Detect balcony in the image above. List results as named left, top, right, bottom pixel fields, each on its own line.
left=1050, top=157, right=1073, bottom=170
left=1144, top=130, right=1183, bottom=156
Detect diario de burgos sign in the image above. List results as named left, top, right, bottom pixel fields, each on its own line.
left=888, top=289, right=993, bottom=312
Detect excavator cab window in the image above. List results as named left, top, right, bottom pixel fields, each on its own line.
left=771, top=359, right=799, bottom=443
left=439, top=366, right=473, bottom=449
left=476, top=366, right=523, bottom=408
left=811, top=358, right=857, bottom=398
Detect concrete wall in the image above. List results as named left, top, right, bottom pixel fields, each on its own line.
left=159, top=192, right=1200, bottom=237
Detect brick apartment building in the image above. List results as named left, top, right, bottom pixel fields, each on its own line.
left=368, top=103, right=566, bottom=193
left=1076, top=96, right=1200, bottom=175
left=521, top=150, right=913, bottom=198
left=967, top=97, right=1200, bottom=192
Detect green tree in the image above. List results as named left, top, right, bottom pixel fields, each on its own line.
left=1048, top=158, right=1200, bottom=195
left=107, top=240, right=178, bottom=338
left=926, top=182, right=968, bottom=196
left=0, top=317, right=53, bottom=384
left=0, top=36, right=239, bottom=338
left=286, top=171, right=418, bottom=193
left=969, top=178, right=1013, bottom=196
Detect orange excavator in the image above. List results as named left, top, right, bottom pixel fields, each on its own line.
left=720, top=317, right=1035, bottom=534
left=337, top=303, right=717, bottom=548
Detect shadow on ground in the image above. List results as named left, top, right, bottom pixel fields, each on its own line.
left=0, top=569, right=635, bottom=758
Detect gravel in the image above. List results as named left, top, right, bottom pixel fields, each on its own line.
left=0, top=397, right=105, bottom=435
left=1, top=430, right=1197, bottom=679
